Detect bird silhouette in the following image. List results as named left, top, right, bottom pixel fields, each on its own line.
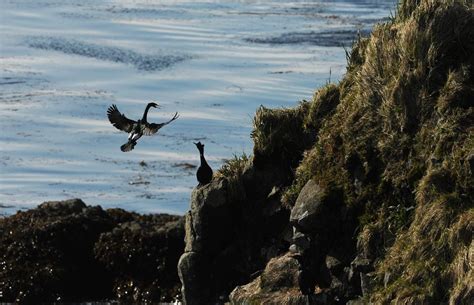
left=107, top=102, right=179, bottom=152
left=194, top=141, right=213, bottom=185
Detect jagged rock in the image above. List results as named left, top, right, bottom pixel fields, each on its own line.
left=360, top=272, right=375, bottom=297
left=187, top=178, right=233, bottom=254
left=350, top=256, right=374, bottom=274
left=329, top=275, right=344, bottom=291
left=260, top=253, right=300, bottom=290
left=289, top=179, right=340, bottom=233
left=94, top=214, right=184, bottom=303
left=191, top=179, right=227, bottom=209
left=234, top=253, right=339, bottom=304
left=346, top=256, right=374, bottom=298
left=289, top=243, right=305, bottom=254
left=326, top=256, right=343, bottom=275
left=229, top=253, right=299, bottom=304
left=184, top=211, right=201, bottom=252
left=292, top=228, right=311, bottom=250
left=177, top=252, right=210, bottom=305
left=38, top=198, right=87, bottom=212
left=179, top=161, right=292, bottom=304
left=0, top=199, right=184, bottom=304
left=263, top=187, right=284, bottom=217
left=329, top=266, right=360, bottom=301
left=179, top=178, right=236, bottom=304
left=241, top=162, right=287, bottom=200
left=230, top=253, right=336, bottom=305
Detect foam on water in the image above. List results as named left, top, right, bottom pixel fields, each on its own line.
left=0, top=0, right=396, bottom=216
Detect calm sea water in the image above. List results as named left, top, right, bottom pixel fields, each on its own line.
left=0, top=0, right=396, bottom=216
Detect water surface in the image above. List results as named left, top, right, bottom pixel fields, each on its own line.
left=0, top=0, right=396, bottom=215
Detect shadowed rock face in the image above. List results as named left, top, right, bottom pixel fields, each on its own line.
left=229, top=1, right=474, bottom=304
left=290, top=179, right=342, bottom=233
left=178, top=162, right=292, bottom=305
left=0, top=199, right=184, bottom=304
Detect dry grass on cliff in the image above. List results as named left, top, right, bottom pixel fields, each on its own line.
left=251, top=103, right=311, bottom=169
left=225, top=0, right=472, bottom=303
left=215, top=153, right=250, bottom=181
left=281, top=84, right=342, bottom=206
left=276, top=0, right=473, bottom=303
left=251, top=83, right=342, bottom=174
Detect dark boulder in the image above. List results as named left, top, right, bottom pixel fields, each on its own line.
left=177, top=251, right=210, bottom=305
left=290, top=180, right=342, bottom=234
left=94, top=213, right=184, bottom=303
left=0, top=199, right=114, bottom=303
left=179, top=161, right=292, bottom=304
left=0, top=199, right=184, bottom=304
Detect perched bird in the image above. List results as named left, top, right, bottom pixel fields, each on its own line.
left=194, top=141, right=213, bottom=185
left=107, top=102, right=179, bottom=152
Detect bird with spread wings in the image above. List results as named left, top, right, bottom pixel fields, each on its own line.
left=107, top=102, right=179, bottom=152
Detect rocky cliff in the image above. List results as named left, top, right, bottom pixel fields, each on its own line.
left=1, top=1, right=472, bottom=304
left=178, top=0, right=474, bottom=304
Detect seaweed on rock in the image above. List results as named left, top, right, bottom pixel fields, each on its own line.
left=0, top=200, right=184, bottom=304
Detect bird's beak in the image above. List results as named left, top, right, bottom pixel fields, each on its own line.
left=193, top=142, right=198, bottom=145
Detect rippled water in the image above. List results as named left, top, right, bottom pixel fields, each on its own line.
left=0, top=0, right=396, bottom=216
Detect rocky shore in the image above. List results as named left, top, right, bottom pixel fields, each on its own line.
left=1, top=0, right=473, bottom=304
left=0, top=199, right=184, bottom=303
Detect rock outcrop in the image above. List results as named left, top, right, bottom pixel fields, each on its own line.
left=3, top=1, right=472, bottom=304
left=178, top=161, right=293, bottom=304
left=229, top=253, right=303, bottom=304
left=180, top=1, right=474, bottom=304
left=0, top=199, right=184, bottom=304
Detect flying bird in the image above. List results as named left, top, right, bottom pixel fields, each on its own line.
left=107, top=102, right=179, bottom=152
left=194, top=141, right=213, bottom=185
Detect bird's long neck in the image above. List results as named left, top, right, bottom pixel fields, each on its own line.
left=142, top=104, right=153, bottom=122
left=200, top=151, right=208, bottom=166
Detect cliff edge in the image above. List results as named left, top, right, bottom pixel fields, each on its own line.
left=178, top=0, right=474, bottom=304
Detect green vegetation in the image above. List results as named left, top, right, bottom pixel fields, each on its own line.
left=245, top=0, right=473, bottom=302
left=215, top=153, right=251, bottom=199
left=216, top=153, right=251, bottom=182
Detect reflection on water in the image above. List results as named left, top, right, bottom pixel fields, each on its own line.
left=0, top=0, right=396, bottom=216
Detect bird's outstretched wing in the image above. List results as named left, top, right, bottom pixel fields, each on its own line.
left=143, top=112, right=179, bottom=136
left=107, top=104, right=136, bottom=133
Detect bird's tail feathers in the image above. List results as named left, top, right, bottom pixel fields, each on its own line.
left=121, top=140, right=136, bottom=152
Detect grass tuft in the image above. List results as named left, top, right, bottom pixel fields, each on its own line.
left=216, top=153, right=251, bottom=182
left=251, top=102, right=311, bottom=170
